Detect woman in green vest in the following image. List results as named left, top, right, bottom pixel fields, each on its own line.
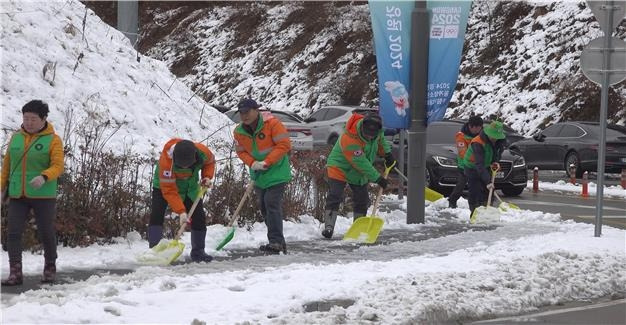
left=0, top=100, right=65, bottom=286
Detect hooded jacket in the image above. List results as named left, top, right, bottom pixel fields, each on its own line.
left=152, top=138, right=215, bottom=214
left=326, top=113, right=391, bottom=185
left=455, top=123, right=475, bottom=170
left=463, top=131, right=505, bottom=184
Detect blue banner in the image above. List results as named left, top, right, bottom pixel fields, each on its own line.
left=426, top=1, right=472, bottom=123
left=369, top=1, right=471, bottom=128
left=369, top=1, right=414, bottom=129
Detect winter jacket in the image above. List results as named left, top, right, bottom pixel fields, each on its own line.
left=455, top=123, right=475, bottom=170
left=326, top=113, right=391, bottom=185
left=234, top=111, right=292, bottom=189
left=1, top=122, right=64, bottom=199
left=152, top=139, right=215, bottom=214
left=463, top=131, right=505, bottom=184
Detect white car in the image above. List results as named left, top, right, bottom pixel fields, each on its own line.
left=224, top=110, right=314, bottom=151
left=304, top=106, right=381, bottom=147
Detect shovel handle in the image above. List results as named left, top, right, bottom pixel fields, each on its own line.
left=486, top=169, right=497, bottom=207
left=227, top=181, right=255, bottom=227
left=492, top=190, right=504, bottom=204
left=370, top=162, right=396, bottom=217
left=394, top=167, right=408, bottom=182
left=175, top=186, right=208, bottom=240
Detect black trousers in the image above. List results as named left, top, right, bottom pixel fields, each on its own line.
left=6, top=198, right=57, bottom=263
left=465, top=169, right=488, bottom=215
left=149, top=188, right=206, bottom=231
left=325, top=178, right=370, bottom=216
left=448, top=168, right=467, bottom=205
left=255, top=183, right=286, bottom=245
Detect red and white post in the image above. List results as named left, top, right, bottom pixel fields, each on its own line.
left=581, top=171, right=589, bottom=198
left=532, top=167, right=539, bottom=193
left=621, top=169, right=626, bottom=189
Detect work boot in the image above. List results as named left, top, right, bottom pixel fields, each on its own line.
left=190, top=230, right=213, bottom=263
left=1, top=261, right=23, bottom=286
left=147, top=225, right=163, bottom=248
left=41, top=260, right=56, bottom=284
left=321, top=210, right=338, bottom=239
left=259, top=242, right=287, bottom=255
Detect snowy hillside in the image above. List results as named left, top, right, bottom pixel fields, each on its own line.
left=0, top=0, right=233, bottom=158
left=131, top=1, right=625, bottom=136
left=447, top=1, right=626, bottom=135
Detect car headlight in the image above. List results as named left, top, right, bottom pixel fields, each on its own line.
left=513, top=156, right=526, bottom=167
left=433, top=156, right=457, bottom=167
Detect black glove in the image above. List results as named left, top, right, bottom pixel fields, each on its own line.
left=384, top=152, right=396, bottom=167
left=376, top=176, right=389, bottom=189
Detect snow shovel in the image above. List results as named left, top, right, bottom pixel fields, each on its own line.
left=137, top=186, right=208, bottom=265
left=215, top=181, right=255, bottom=251
left=492, top=191, right=520, bottom=212
left=470, top=167, right=501, bottom=224
left=343, top=162, right=395, bottom=244
left=393, top=167, right=444, bottom=202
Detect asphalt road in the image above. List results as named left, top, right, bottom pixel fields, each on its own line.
left=472, top=298, right=626, bottom=324
left=503, top=190, right=626, bottom=229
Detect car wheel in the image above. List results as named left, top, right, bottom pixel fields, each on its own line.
left=425, top=167, right=443, bottom=193
left=501, top=186, right=524, bottom=197
left=564, top=151, right=583, bottom=178
left=327, top=134, right=339, bottom=147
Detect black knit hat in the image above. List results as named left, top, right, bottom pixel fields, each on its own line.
left=22, top=100, right=49, bottom=119
left=468, top=115, right=483, bottom=127
left=173, top=140, right=197, bottom=168
left=361, top=114, right=383, bottom=138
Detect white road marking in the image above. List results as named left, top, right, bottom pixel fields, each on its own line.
left=472, top=299, right=626, bottom=324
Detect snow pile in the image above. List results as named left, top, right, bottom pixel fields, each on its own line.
left=0, top=0, right=233, bottom=157
left=528, top=180, right=626, bottom=198
left=2, top=197, right=624, bottom=324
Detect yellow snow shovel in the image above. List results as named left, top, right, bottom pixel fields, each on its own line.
left=470, top=167, right=501, bottom=224
left=215, top=181, right=255, bottom=251
left=393, top=167, right=444, bottom=202
left=137, top=186, right=208, bottom=265
left=343, top=162, right=395, bottom=244
left=492, top=191, right=520, bottom=212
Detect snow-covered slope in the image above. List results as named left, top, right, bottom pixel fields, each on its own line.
left=448, top=1, right=626, bottom=135
left=0, top=0, right=233, bottom=157
left=136, top=1, right=624, bottom=135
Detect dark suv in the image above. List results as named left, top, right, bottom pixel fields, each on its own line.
left=393, top=120, right=528, bottom=196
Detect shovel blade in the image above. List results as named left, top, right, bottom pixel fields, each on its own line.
left=498, top=202, right=520, bottom=212
left=137, top=239, right=185, bottom=265
left=215, top=227, right=236, bottom=251
left=425, top=187, right=444, bottom=202
left=343, top=216, right=384, bottom=244
left=470, top=206, right=501, bottom=224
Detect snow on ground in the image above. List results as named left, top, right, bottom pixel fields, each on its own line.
left=2, top=196, right=624, bottom=324
left=527, top=180, right=626, bottom=199
left=0, top=0, right=233, bottom=157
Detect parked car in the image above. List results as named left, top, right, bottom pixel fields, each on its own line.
left=393, top=120, right=528, bottom=196
left=509, top=122, right=626, bottom=177
left=224, top=109, right=314, bottom=151
left=304, top=105, right=398, bottom=147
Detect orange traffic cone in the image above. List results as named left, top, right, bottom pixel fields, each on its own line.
left=581, top=171, right=589, bottom=198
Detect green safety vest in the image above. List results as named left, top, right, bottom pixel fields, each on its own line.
left=8, top=133, right=58, bottom=198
